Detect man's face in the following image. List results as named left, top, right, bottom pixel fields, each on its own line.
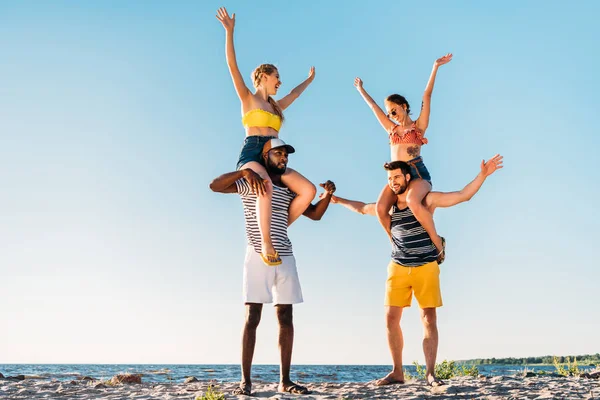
left=264, top=147, right=288, bottom=175
left=388, top=169, right=409, bottom=195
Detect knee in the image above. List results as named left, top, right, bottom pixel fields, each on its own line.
left=276, top=306, right=293, bottom=328
left=406, top=193, right=424, bottom=211
left=245, top=310, right=262, bottom=330
left=421, top=311, right=437, bottom=328
left=385, top=313, right=400, bottom=329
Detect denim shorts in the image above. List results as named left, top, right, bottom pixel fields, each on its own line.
left=407, top=156, right=432, bottom=185
left=236, top=135, right=276, bottom=170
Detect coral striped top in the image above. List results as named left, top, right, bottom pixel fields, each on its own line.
left=389, top=122, right=428, bottom=146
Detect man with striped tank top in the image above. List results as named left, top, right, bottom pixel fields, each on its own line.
left=209, top=138, right=336, bottom=396
left=327, top=155, right=503, bottom=388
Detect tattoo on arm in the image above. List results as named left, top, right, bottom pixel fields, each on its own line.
left=407, top=146, right=420, bottom=157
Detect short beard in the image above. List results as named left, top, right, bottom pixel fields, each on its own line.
left=266, top=160, right=286, bottom=175
left=392, top=184, right=407, bottom=195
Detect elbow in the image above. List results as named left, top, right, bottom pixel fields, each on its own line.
left=209, top=180, right=219, bottom=192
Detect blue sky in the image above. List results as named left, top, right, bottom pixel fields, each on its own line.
left=1, top=0, right=599, bottom=365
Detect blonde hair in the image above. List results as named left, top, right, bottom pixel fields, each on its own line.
left=251, top=64, right=284, bottom=122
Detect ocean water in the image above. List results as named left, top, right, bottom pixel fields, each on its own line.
left=0, top=364, right=591, bottom=383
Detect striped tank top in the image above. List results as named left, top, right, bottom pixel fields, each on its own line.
left=390, top=204, right=438, bottom=267
left=236, top=179, right=295, bottom=256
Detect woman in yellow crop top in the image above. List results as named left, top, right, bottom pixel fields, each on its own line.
left=217, top=7, right=317, bottom=266
left=353, top=54, right=453, bottom=263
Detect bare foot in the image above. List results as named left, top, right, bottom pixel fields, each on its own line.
left=278, top=380, right=311, bottom=394
left=232, top=381, right=251, bottom=395
left=375, top=372, right=405, bottom=386
left=261, top=241, right=281, bottom=265
left=427, top=374, right=445, bottom=387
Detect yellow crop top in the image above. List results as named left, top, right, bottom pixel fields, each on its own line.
left=242, top=109, right=281, bottom=132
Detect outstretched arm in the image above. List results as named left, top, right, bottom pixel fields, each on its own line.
left=354, top=77, right=396, bottom=134
left=416, top=53, right=452, bottom=132
left=209, top=168, right=266, bottom=195
left=301, top=181, right=336, bottom=221
left=330, top=194, right=376, bottom=216
left=216, top=7, right=251, bottom=102
left=424, top=154, right=503, bottom=212
left=277, top=67, right=316, bottom=110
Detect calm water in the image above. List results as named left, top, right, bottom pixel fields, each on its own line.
left=1, top=364, right=591, bottom=383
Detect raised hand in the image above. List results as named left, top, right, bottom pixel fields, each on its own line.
left=242, top=168, right=267, bottom=196
left=480, top=154, right=503, bottom=177
left=216, top=7, right=235, bottom=32
left=354, top=77, right=363, bottom=90
left=308, top=66, right=316, bottom=81
left=434, top=53, right=453, bottom=67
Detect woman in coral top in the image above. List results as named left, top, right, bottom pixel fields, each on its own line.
left=216, top=7, right=316, bottom=266
left=354, top=54, right=453, bottom=263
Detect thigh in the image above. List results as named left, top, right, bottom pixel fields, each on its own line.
left=243, top=247, right=276, bottom=304
left=377, top=183, right=397, bottom=207
left=281, top=168, right=314, bottom=193
left=412, top=261, right=443, bottom=309
left=239, top=161, right=271, bottom=181
left=406, top=178, right=432, bottom=202
left=273, top=255, right=303, bottom=305
left=385, top=261, right=413, bottom=308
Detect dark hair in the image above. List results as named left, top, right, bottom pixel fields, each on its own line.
left=386, top=94, right=411, bottom=115
left=383, top=161, right=411, bottom=177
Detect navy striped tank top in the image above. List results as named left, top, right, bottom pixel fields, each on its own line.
left=390, top=204, right=438, bottom=267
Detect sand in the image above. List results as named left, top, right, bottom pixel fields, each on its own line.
left=1, top=374, right=599, bottom=399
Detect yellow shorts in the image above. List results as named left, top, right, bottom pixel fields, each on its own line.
left=385, top=260, right=443, bottom=308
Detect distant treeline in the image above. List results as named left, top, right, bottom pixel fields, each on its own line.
left=462, top=354, right=600, bottom=366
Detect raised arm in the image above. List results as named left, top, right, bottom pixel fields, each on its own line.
left=354, top=77, right=396, bottom=133
left=330, top=194, right=376, bottom=216
left=424, top=154, right=503, bottom=212
left=416, top=53, right=452, bottom=132
left=300, top=181, right=336, bottom=222
left=277, top=67, right=316, bottom=110
left=216, top=7, right=251, bottom=102
left=209, top=168, right=266, bottom=195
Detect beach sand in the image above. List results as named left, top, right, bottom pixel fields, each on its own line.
left=2, top=374, right=600, bottom=399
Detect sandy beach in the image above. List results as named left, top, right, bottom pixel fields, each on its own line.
left=2, top=374, right=599, bottom=399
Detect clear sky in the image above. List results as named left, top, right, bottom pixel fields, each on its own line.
left=1, top=0, right=599, bottom=365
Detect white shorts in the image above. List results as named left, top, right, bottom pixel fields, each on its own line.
left=243, top=246, right=303, bottom=305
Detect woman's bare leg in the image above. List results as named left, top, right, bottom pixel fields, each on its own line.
left=405, top=179, right=443, bottom=253
left=281, top=168, right=316, bottom=225
left=240, top=161, right=279, bottom=263
left=376, top=184, right=397, bottom=241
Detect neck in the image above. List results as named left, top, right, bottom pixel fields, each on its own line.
left=269, top=171, right=284, bottom=187
left=255, top=87, right=270, bottom=101
left=397, top=115, right=412, bottom=127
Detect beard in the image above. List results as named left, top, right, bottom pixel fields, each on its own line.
left=266, top=159, right=286, bottom=175
left=391, top=184, right=407, bottom=195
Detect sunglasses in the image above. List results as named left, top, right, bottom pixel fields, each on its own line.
left=386, top=109, right=398, bottom=118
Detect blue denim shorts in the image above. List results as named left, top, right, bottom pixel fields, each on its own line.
left=407, top=156, right=432, bottom=185
left=236, top=135, right=276, bottom=170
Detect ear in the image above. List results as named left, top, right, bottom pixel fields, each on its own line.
left=405, top=173, right=411, bottom=183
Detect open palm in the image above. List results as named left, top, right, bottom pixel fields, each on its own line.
left=216, top=7, right=235, bottom=31
left=434, top=53, right=453, bottom=67
left=480, top=154, right=504, bottom=177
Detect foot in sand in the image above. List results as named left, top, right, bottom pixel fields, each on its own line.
left=279, top=381, right=311, bottom=394
left=232, top=381, right=252, bottom=395
left=427, top=374, right=445, bottom=387
left=375, top=373, right=405, bottom=386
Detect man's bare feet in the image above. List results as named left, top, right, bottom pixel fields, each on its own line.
left=278, top=381, right=311, bottom=394
left=232, top=381, right=251, bottom=395
left=427, top=374, right=445, bottom=387
left=375, top=372, right=405, bottom=386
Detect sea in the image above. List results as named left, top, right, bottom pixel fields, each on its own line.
left=1, top=364, right=593, bottom=383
